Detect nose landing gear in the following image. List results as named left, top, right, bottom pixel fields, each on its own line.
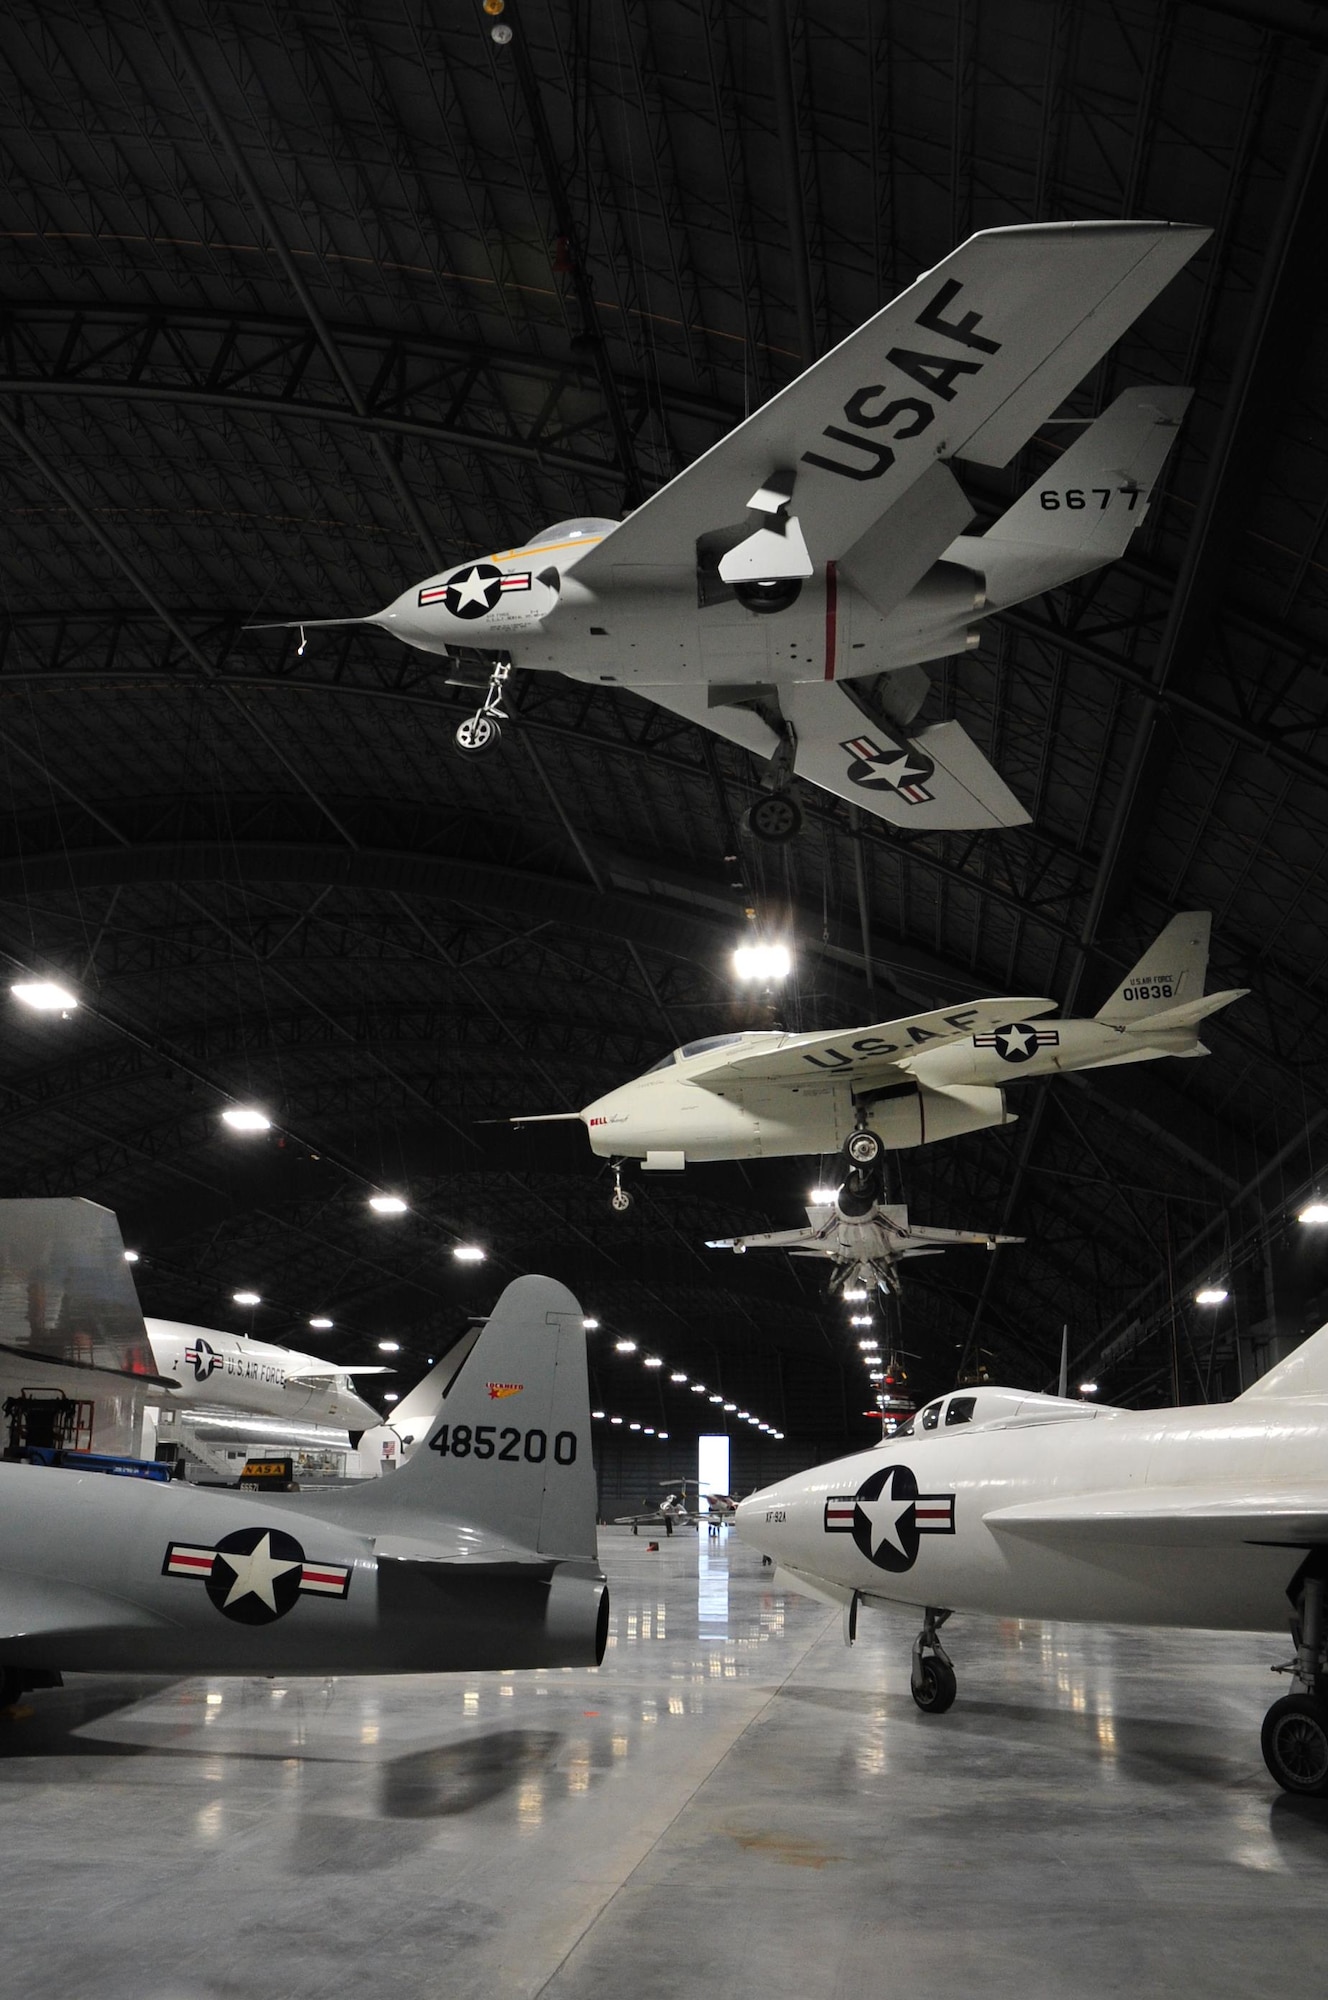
left=610, top=1162, right=633, bottom=1213
left=454, top=660, right=511, bottom=756
left=1264, top=1569, right=1328, bottom=1795
left=910, top=1607, right=957, bottom=1714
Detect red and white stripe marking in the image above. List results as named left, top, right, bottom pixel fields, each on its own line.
left=299, top=1563, right=352, bottom=1598
left=915, top=1499, right=955, bottom=1530
left=164, top=1544, right=216, bottom=1577
left=824, top=1498, right=857, bottom=1531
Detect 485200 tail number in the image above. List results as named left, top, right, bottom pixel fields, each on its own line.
left=427, top=1422, right=577, bottom=1464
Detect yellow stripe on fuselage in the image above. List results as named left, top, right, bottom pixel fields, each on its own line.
left=485, top=535, right=605, bottom=563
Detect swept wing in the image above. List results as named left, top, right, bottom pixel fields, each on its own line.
left=692, top=998, right=1057, bottom=1087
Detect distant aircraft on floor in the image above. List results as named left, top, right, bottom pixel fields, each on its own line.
left=0, top=1276, right=607, bottom=1708
left=514, top=913, right=1245, bottom=1197
left=737, top=1326, right=1328, bottom=1798
left=252, top=221, right=1206, bottom=840
left=615, top=1490, right=694, bottom=1536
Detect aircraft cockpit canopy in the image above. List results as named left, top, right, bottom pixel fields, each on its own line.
left=647, top=1032, right=766, bottom=1074
left=890, top=1387, right=1100, bottom=1439
left=533, top=517, right=619, bottom=543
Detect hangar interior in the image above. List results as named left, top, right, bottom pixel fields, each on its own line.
left=2, top=1, right=1328, bottom=1994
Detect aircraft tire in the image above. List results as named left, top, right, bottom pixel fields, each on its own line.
left=846, top=1128, right=884, bottom=1167
left=455, top=713, right=502, bottom=756
left=744, top=793, right=803, bottom=844
left=611, top=1186, right=633, bottom=1213
left=911, top=1659, right=957, bottom=1715
left=1261, top=1694, right=1328, bottom=1795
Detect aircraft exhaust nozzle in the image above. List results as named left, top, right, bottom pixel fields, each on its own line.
left=545, top=1563, right=612, bottom=1667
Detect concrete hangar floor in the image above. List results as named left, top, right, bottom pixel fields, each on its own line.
left=1, top=1530, right=1321, bottom=2000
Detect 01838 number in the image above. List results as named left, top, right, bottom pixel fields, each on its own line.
left=427, top=1422, right=578, bottom=1465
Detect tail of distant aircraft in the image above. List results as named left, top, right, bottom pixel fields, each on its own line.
left=338, top=1275, right=598, bottom=1562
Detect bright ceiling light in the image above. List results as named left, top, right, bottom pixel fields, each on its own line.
left=583, top=1318, right=599, bottom=1330
left=592, top=1409, right=605, bottom=1419
left=369, top=1193, right=408, bottom=1215
left=1079, top=1381, right=1099, bottom=1395
left=869, top=1371, right=885, bottom=1383
left=610, top=1415, right=623, bottom=1424
left=858, top=1339, right=879, bottom=1350
left=308, top=1316, right=333, bottom=1330
left=723, top=1401, right=737, bottom=1412
left=809, top=1186, right=838, bottom=1205
left=452, top=1244, right=485, bottom=1262
left=615, top=1339, right=637, bottom=1353
left=737, top=1410, right=749, bottom=1419
left=844, top=1287, right=869, bottom=1302
left=1299, top=1201, right=1328, bottom=1225
left=691, top=1382, right=706, bottom=1393
left=670, top=1371, right=688, bottom=1383
left=1195, top=1286, right=1228, bottom=1306
left=11, top=979, right=78, bottom=1012
left=629, top=1422, right=641, bottom=1431
left=221, top=1106, right=270, bottom=1133
left=659, top=1431, right=669, bottom=1440
left=384, top=1392, right=398, bottom=1403
left=733, top=941, right=792, bottom=981
left=232, top=1290, right=260, bottom=1307
left=850, top=1314, right=873, bottom=1327
left=709, top=1393, right=723, bottom=1403
left=123, top=1249, right=139, bottom=1263
left=643, top=1356, right=663, bottom=1369
left=378, top=1340, right=400, bottom=1353
left=644, top=1426, right=655, bottom=1435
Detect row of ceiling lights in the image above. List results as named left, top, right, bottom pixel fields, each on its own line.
left=607, top=1333, right=784, bottom=1439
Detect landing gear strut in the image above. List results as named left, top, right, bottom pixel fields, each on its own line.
left=1264, top=1570, right=1328, bottom=1795
left=454, top=660, right=511, bottom=756
left=910, top=1606, right=957, bottom=1714
left=743, top=729, right=804, bottom=844
left=610, top=1162, right=633, bottom=1213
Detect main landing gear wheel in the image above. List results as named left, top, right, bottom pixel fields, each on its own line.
left=744, top=793, right=803, bottom=844
left=911, top=1659, right=958, bottom=1715
left=454, top=713, right=502, bottom=755
left=846, top=1128, right=883, bottom=1167
left=1262, top=1695, right=1328, bottom=1796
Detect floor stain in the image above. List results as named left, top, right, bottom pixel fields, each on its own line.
left=727, top=1829, right=845, bottom=1869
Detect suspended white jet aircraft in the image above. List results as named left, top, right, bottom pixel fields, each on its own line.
left=708, top=1198, right=1020, bottom=1296
left=737, top=1325, right=1328, bottom=1797
left=0, top=1275, right=606, bottom=1709
left=254, top=221, right=1207, bottom=840
left=142, top=1319, right=389, bottom=1433
left=515, top=912, right=1244, bottom=1196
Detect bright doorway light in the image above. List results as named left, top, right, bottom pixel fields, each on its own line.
left=698, top=1434, right=730, bottom=1511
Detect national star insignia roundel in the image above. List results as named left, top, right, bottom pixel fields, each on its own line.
left=972, top=1021, right=1060, bottom=1064
left=839, top=732, right=936, bottom=804
left=162, top=1526, right=352, bottom=1624
left=823, top=1463, right=955, bottom=1573
left=417, top=563, right=532, bottom=619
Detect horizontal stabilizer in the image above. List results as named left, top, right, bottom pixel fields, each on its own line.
left=783, top=681, right=1029, bottom=831
left=695, top=998, right=1056, bottom=1085
left=1120, top=988, right=1247, bottom=1034
left=945, top=387, right=1193, bottom=606
left=986, top=1483, right=1328, bottom=1547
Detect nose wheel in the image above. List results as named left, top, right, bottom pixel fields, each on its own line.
left=454, top=661, right=511, bottom=756
left=610, top=1163, right=633, bottom=1213
left=1264, top=1569, right=1328, bottom=1793
left=910, top=1607, right=957, bottom=1715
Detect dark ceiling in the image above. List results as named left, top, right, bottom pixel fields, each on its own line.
left=2, top=0, right=1328, bottom=1451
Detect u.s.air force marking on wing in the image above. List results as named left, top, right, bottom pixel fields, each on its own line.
left=163, top=1526, right=351, bottom=1624
left=823, top=1463, right=955, bottom=1572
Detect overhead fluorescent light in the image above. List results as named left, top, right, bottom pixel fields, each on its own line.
left=11, top=979, right=77, bottom=1012
left=369, top=1194, right=408, bottom=1215
left=232, top=1291, right=260, bottom=1307
left=452, top=1244, right=485, bottom=1262
left=221, top=1107, right=270, bottom=1133
left=733, top=941, right=792, bottom=981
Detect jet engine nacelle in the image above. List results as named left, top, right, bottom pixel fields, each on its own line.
left=864, top=1082, right=1010, bottom=1149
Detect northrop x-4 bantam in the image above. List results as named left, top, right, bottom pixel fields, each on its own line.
left=737, top=1323, right=1328, bottom=1798
left=253, top=221, right=1207, bottom=839
left=0, top=1276, right=608, bottom=1704
left=515, top=913, right=1245, bottom=1182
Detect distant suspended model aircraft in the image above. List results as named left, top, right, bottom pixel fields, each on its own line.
left=514, top=913, right=1245, bottom=1203
left=253, top=221, right=1207, bottom=840
left=737, top=1326, right=1328, bottom=1798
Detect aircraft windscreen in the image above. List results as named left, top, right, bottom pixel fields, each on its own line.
left=535, top=517, right=618, bottom=541
left=677, top=1033, right=749, bottom=1060
left=646, top=1052, right=676, bottom=1074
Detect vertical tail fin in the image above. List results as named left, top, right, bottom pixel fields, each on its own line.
left=1095, top=912, right=1211, bottom=1026
left=347, top=1275, right=597, bottom=1560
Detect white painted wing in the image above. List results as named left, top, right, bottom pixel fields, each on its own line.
left=694, top=998, right=1057, bottom=1086
left=574, top=222, right=1208, bottom=583
left=986, top=1484, right=1328, bottom=1546
left=783, top=683, right=1030, bottom=830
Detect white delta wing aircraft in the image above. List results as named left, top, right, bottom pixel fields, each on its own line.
left=516, top=912, right=1245, bottom=1190
left=737, top=1327, right=1328, bottom=1798
left=0, top=1275, right=607, bottom=1708
left=257, top=222, right=1207, bottom=840
left=708, top=1199, right=1020, bottom=1297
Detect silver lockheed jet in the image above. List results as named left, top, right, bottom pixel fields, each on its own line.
left=0, top=1276, right=607, bottom=1709
left=256, top=221, right=1207, bottom=840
